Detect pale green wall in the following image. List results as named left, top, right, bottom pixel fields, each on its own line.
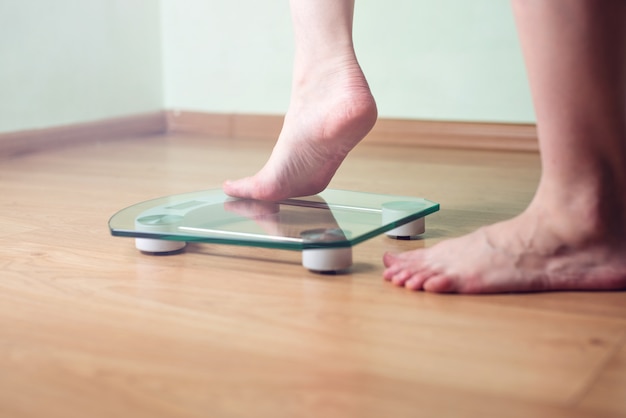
left=0, top=1, right=162, bottom=133
left=354, top=1, right=534, bottom=122
left=1, top=0, right=535, bottom=135
left=162, top=0, right=536, bottom=123
left=161, top=0, right=294, bottom=117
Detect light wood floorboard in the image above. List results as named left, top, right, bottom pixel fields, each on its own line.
left=1, top=133, right=625, bottom=418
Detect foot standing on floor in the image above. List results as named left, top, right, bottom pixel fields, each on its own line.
left=383, top=0, right=626, bottom=293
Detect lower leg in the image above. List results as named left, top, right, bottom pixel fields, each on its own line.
left=383, top=0, right=626, bottom=293
left=223, top=0, right=377, bottom=201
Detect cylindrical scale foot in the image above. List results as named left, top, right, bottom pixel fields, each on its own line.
left=301, top=228, right=352, bottom=273
left=134, top=214, right=187, bottom=254
left=382, top=201, right=426, bottom=239
left=135, top=238, right=186, bottom=254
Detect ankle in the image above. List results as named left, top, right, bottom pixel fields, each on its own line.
left=293, top=51, right=365, bottom=87
left=532, top=181, right=626, bottom=245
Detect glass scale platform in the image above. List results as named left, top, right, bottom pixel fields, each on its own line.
left=109, top=189, right=440, bottom=272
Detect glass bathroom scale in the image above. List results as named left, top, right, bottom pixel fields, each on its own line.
left=109, top=189, right=439, bottom=272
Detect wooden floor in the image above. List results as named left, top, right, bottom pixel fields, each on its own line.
left=1, top=133, right=625, bottom=418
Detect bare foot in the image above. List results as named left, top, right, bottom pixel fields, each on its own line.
left=381, top=0, right=626, bottom=295
left=382, top=205, right=626, bottom=294
left=223, top=57, right=377, bottom=201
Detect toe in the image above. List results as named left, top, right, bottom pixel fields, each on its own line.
left=423, top=274, right=456, bottom=293
left=222, top=178, right=248, bottom=199
left=404, top=269, right=438, bottom=291
left=391, top=270, right=412, bottom=286
left=382, top=271, right=391, bottom=281
left=382, top=252, right=398, bottom=268
left=382, top=258, right=403, bottom=281
left=404, top=276, right=423, bottom=291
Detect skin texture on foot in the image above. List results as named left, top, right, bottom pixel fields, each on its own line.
left=223, top=0, right=377, bottom=201
left=383, top=0, right=626, bottom=294
left=383, top=211, right=626, bottom=294
left=222, top=71, right=377, bottom=201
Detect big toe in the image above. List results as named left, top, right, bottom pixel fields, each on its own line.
left=222, top=179, right=245, bottom=198
left=223, top=177, right=263, bottom=200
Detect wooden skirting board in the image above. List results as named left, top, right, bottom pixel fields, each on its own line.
left=0, top=112, right=168, bottom=159
left=166, top=110, right=538, bottom=152
left=0, top=110, right=538, bottom=159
